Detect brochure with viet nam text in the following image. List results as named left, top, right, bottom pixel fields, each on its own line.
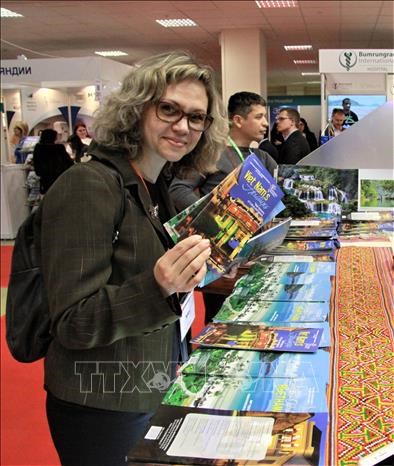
left=127, top=405, right=329, bottom=466
left=162, top=373, right=328, bottom=413
left=190, top=323, right=323, bottom=352
left=164, top=153, right=285, bottom=286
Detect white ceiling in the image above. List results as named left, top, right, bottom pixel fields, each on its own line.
left=1, top=0, right=393, bottom=93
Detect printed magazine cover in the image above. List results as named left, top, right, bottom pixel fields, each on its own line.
left=236, top=217, right=292, bottom=263
left=190, top=323, right=323, bottom=352
left=277, top=165, right=358, bottom=218
left=229, top=279, right=332, bottom=303
left=162, top=373, right=328, bottom=413
left=180, top=348, right=330, bottom=381
left=128, top=405, right=329, bottom=466
left=232, top=261, right=335, bottom=288
left=285, top=227, right=338, bottom=240
left=214, top=299, right=330, bottom=324
left=164, top=154, right=284, bottom=285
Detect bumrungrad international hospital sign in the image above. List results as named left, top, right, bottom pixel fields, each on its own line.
left=319, top=49, right=394, bottom=73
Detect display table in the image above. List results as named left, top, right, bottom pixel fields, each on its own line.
left=128, top=246, right=394, bottom=465
left=1, top=164, right=29, bottom=239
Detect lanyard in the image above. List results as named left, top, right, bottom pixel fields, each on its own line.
left=129, top=161, right=151, bottom=195
left=228, top=137, right=245, bottom=162
left=129, top=161, right=160, bottom=220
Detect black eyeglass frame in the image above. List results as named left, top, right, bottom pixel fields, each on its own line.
left=155, top=100, right=213, bottom=132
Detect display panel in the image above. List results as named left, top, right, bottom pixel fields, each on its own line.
left=327, top=95, right=386, bottom=123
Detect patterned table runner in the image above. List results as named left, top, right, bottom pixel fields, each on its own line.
left=328, top=247, right=394, bottom=465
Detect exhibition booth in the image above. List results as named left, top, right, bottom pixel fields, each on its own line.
left=0, top=56, right=132, bottom=238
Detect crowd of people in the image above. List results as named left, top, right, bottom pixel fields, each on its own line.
left=6, top=51, right=364, bottom=465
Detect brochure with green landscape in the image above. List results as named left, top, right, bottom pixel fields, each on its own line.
left=180, top=347, right=330, bottom=381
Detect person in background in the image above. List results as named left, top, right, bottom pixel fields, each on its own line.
left=33, top=128, right=73, bottom=194
left=276, top=107, right=310, bottom=164
left=259, top=126, right=280, bottom=163
left=270, top=121, right=284, bottom=148
left=11, top=121, right=29, bottom=164
left=24, top=154, right=41, bottom=211
left=342, top=98, right=359, bottom=127
left=66, top=122, right=92, bottom=162
left=323, top=108, right=346, bottom=139
left=40, top=51, right=227, bottom=466
left=298, top=117, right=318, bottom=152
left=169, top=91, right=277, bottom=323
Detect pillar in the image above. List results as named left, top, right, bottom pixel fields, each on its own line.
left=220, top=28, right=267, bottom=105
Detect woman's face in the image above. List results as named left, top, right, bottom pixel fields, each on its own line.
left=298, top=121, right=305, bottom=133
left=14, top=127, right=22, bottom=137
left=141, top=79, right=209, bottom=163
left=76, top=126, right=88, bottom=138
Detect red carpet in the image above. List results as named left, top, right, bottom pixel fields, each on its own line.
left=1, top=244, right=206, bottom=465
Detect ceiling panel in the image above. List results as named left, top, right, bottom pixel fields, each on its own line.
left=1, top=0, right=393, bottom=91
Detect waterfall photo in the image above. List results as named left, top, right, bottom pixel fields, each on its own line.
left=277, top=165, right=359, bottom=217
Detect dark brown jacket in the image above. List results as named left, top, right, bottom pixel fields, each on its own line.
left=40, top=142, right=180, bottom=412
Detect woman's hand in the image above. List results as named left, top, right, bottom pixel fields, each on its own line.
left=154, top=235, right=211, bottom=296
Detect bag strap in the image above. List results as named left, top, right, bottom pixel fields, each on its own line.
left=107, top=167, right=126, bottom=244
left=86, top=156, right=127, bottom=244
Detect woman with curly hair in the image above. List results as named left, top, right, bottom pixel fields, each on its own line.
left=40, top=50, right=228, bottom=466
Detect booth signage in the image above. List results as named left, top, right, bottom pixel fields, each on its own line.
left=319, top=49, right=394, bottom=74
left=268, top=95, right=320, bottom=106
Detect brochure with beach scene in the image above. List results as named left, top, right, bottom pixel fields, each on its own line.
left=214, top=298, right=330, bottom=324
left=127, top=405, right=329, bottom=466
left=190, top=323, right=323, bottom=352
left=228, top=279, right=332, bottom=303
left=180, top=347, right=330, bottom=381
left=162, top=373, right=328, bottom=413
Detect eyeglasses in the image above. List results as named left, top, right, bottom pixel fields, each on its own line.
left=156, top=100, right=213, bottom=132
left=276, top=116, right=291, bottom=121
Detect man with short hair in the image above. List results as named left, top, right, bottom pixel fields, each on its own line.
left=324, top=108, right=346, bottom=138
left=342, top=98, right=359, bottom=127
left=276, top=107, right=310, bottom=164
left=169, top=91, right=277, bottom=211
left=169, top=91, right=277, bottom=323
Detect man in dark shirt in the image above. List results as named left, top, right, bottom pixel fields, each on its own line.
left=342, top=98, right=359, bottom=127
left=276, top=107, right=310, bottom=164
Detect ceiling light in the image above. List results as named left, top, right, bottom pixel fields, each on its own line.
left=301, top=72, right=320, bottom=76
left=156, top=18, right=197, bottom=28
left=95, top=51, right=128, bottom=57
left=255, top=1, right=298, bottom=8
left=1, top=7, right=23, bottom=17
left=284, top=45, right=312, bottom=51
left=293, top=60, right=317, bottom=64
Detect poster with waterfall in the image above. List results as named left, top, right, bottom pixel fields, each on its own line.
left=278, top=165, right=358, bottom=218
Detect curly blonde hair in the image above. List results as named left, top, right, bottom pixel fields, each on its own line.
left=93, top=50, right=228, bottom=175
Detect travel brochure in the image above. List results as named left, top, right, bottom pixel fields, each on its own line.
left=286, top=226, right=338, bottom=239
left=229, top=279, right=332, bottom=303
left=128, top=405, right=329, bottom=466
left=164, top=153, right=285, bottom=286
left=162, top=373, right=328, bottom=413
left=277, top=164, right=359, bottom=218
left=190, top=323, right=323, bottom=352
left=180, top=347, right=330, bottom=381
left=214, top=298, right=330, bottom=324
